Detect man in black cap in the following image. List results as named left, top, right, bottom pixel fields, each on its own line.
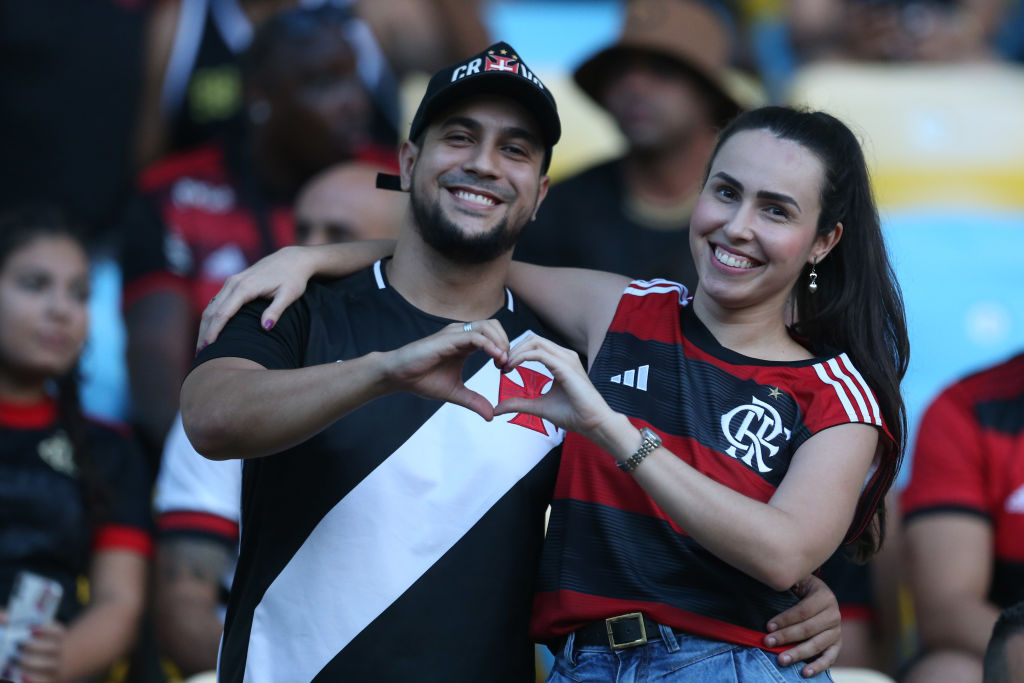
left=181, top=41, right=564, bottom=682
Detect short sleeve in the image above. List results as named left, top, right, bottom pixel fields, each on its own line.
left=192, top=295, right=310, bottom=373
left=91, top=425, right=155, bottom=557
left=902, top=388, right=986, bottom=519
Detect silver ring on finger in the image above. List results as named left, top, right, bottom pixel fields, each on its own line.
left=463, top=321, right=473, bottom=333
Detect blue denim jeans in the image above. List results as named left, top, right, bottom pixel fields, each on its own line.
left=546, top=625, right=835, bottom=682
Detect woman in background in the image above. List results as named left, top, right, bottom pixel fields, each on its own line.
left=0, top=207, right=151, bottom=683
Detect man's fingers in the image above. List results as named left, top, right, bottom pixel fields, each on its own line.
left=448, top=387, right=495, bottom=422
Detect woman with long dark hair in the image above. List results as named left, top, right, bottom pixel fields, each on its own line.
left=0, top=207, right=152, bottom=682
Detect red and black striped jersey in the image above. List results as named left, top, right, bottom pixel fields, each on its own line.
left=530, top=279, right=897, bottom=650
left=902, top=352, right=1024, bottom=608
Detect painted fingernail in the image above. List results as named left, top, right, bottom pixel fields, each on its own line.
left=264, top=319, right=274, bottom=330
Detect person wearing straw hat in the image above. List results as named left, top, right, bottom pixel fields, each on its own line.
left=514, top=0, right=755, bottom=291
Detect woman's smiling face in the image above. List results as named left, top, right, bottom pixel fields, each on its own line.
left=690, top=128, right=838, bottom=314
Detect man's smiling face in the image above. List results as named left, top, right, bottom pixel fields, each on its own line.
left=401, top=94, right=549, bottom=264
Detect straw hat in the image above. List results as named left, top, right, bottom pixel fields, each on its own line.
left=574, top=0, right=745, bottom=124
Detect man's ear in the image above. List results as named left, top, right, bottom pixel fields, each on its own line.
left=399, top=140, right=418, bottom=192
left=531, top=174, right=550, bottom=221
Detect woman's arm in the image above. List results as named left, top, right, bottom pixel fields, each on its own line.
left=197, top=241, right=397, bottom=349
left=17, top=549, right=147, bottom=683
left=494, top=333, right=878, bottom=591
left=505, top=262, right=630, bottom=359
left=196, top=242, right=634, bottom=360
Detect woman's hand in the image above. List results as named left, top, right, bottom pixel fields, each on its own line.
left=493, top=334, right=616, bottom=439
left=197, top=245, right=318, bottom=349
left=14, top=619, right=67, bottom=683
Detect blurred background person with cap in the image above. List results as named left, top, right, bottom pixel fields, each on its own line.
left=513, top=0, right=753, bottom=290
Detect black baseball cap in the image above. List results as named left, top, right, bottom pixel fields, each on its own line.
left=377, top=41, right=560, bottom=190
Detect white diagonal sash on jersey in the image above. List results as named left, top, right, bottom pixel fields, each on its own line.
left=243, top=333, right=562, bottom=682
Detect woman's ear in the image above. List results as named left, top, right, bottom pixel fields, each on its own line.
left=811, top=222, right=843, bottom=264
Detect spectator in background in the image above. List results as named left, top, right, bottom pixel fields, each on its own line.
left=901, top=352, right=1024, bottom=683
left=355, top=0, right=491, bottom=79
left=984, top=601, right=1024, bottom=683
left=0, top=207, right=151, bottom=683
left=134, top=0, right=400, bottom=170
left=119, top=3, right=393, bottom=470
left=150, top=161, right=404, bottom=680
left=513, top=0, right=749, bottom=290
left=293, top=161, right=409, bottom=245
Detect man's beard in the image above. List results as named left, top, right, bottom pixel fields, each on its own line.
left=410, top=186, right=525, bottom=265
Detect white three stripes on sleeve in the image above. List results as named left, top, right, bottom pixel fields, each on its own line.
left=813, top=353, right=882, bottom=426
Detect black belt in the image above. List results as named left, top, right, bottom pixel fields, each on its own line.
left=571, top=612, right=672, bottom=650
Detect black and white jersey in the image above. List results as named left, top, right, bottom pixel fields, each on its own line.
left=194, top=260, right=564, bottom=682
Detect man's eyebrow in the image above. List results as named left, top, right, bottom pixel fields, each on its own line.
left=711, top=171, right=801, bottom=211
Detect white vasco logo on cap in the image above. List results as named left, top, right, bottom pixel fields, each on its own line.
left=721, top=396, right=792, bottom=473
left=450, top=49, right=546, bottom=89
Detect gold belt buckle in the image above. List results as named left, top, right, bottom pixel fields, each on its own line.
left=605, top=612, right=647, bottom=650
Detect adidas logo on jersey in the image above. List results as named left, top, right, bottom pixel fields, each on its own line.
left=610, top=365, right=649, bottom=391
left=1007, top=484, right=1024, bottom=513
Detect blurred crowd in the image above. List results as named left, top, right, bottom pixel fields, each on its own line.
left=0, top=0, right=1022, bottom=682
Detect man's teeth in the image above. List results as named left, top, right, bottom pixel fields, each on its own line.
left=714, top=246, right=757, bottom=269
left=453, top=190, right=496, bottom=206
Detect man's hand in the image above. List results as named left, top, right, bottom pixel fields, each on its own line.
left=382, top=319, right=510, bottom=421
left=764, top=575, right=843, bottom=677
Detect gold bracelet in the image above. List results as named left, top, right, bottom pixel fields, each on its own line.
left=617, top=427, right=662, bottom=473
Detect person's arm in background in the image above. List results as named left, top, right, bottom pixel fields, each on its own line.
left=125, top=288, right=193, bottom=454
left=901, top=385, right=998, bottom=683
left=906, top=514, right=996, bottom=656
left=133, top=0, right=181, bottom=170
left=16, top=550, right=147, bottom=683
left=151, top=414, right=240, bottom=676
left=154, top=536, right=232, bottom=675
left=120, top=191, right=200, bottom=456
